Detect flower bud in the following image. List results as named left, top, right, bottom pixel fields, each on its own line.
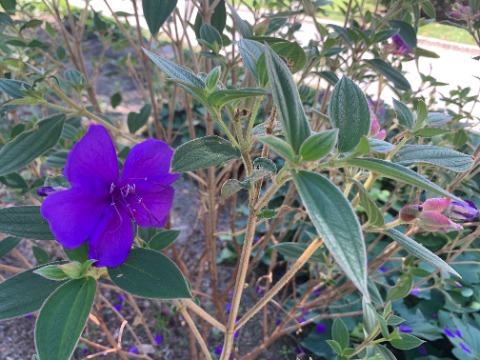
left=400, top=205, right=422, bottom=222
left=58, top=261, right=83, bottom=279
left=444, top=200, right=478, bottom=222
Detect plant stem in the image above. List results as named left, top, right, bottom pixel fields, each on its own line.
left=235, top=238, right=323, bottom=330
left=174, top=300, right=213, bottom=360
left=184, top=299, right=226, bottom=332
left=220, top=207, right=258, bottom=360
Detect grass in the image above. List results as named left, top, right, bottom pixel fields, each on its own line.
left=239, top=0, right=476, bottom=46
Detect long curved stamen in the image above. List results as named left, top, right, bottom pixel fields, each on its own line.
left=133, top=194, right=164, bottom=225
left=109, top=199, right=124, bottom=232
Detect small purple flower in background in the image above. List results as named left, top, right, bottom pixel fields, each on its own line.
left=378, top=266, right=388, bottom=273
left=410, top=288, right=420, bottom=296
left=255, top=286, right=264, bottom=295
left=444, top=328, right=455, bottom=338
left=215, top=345, right=223, bottom=355
left=316, top=322, right=327, bottom=334
left=389, top=34, right=413, bottom=59
left=154, top=334, right=163, bottom=345
left=459, top=342, right=472, bottom=354
left=444, top=200, right=478, bottom=222
left=25, top=314, right=34, bottom=319
left=225, top=303, right=232, bottom=313
left=399, top=198, right=472, bottom=232
left=455, top=329, right=462, bottom=338
left=312, top=288, right=321, bottom=297
left=399, top=325, right=412, bottom=333
left=128, top=346, right=139, bottom=354
left=368, top=99, right=386, bottom=141
left=418, top=345, right=428, bottom=356
left=40, top=125, right=178, bottom=267
left=114, top=304, right=122, bottom=312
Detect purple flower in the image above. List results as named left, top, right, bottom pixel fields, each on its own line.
left=313, top=288, right=321, bottom=297
left=154, top=334, right=163, bottom=345
left=225, top=303, right=232, bottom=313
left=444, top=200, right=478, bottom=222
left=418, top=345, right=428, bottom=356
left=455, top=329, right=462, bottom=338
left=25, top=314, right=34, bottom=319
left=255, top=286, right=264, bottom=295
left=410, top=288, right=420, bottom=296
left=128, top=346, right=139, bottom=354
left=399, top=325, right=412, bottom=333
left=459, top=342, right=472, bottom=354
left=390, top=34, right=412, bottom=58
left=444, top=328, right=455, bottom=338
left=40, top=125, right=178, bottom=267
left=37, top=186, right=64, bottom=197
left=316, top=322, right=327, bottom=334
left=114, top=304, right=122, bottom=312
left=215, top=346, right=223, bottom=355
left=378, top=266, right=388, bottom=273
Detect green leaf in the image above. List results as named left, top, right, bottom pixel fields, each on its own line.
left=300, top=129, right=338, bottom=162
left=0, top=173, right=28, bottom=189
left=346, top=158, right=462, bottom=201
left=414, top=100, right=428, bottom=130
left=393, top=99, right=414, bottom=129
left=0, top=78, right=31, bottom=98
left=0, top=236, right=20, bottom=258
left=127, top=104, right=151, bottom=134
left=0, top=206, right=54, bottom=240
left=32, top=246, right=49, bottom=265
left=257, top=41, right=307, bottom=86
left=415, top=47, right=439, bottom=58
left=237, top=39, right=264, bottom=81
left=264, top=46, right=311, bottom=154
left=421, top=0, right=436, bottom=18
left=365, top=59, right=411, bottom=91
left=205, top=66, right=221, bottom=91
left=326, top=340, right=343, bottom=355
left=0, top=114, right=66, bottom=177
left=64, top=243, right=89, bottom=263
left=368, top=138, right=394, bottom=154
left=329, top=77, right=371, bottom=153
left=0, top=264, right=66, bottom=320
left=35, top=277, right=96, bottom=360
left=200, top=23, right=223, bottom=52
left=250, top=157, right=276, bottom=181
left=144, top=49, right=205, bottom=89
left=149, top=230, right=181, bottom=251
left=424, top=112, right=451, bottom=127
left=172, top=136, right=240, bottom=172
left=207, top=88, right=268, bottom=108
left=228, top=3, right=251, bottom=38
left=389, top=21, right=417, bottom=48
left=257, top=135, right=296, bottom=162
left=332, top=318, right=350, bottom=349
left=34, top=265, right=70, bottom=281
left=353, top=180, right=384, bottom=227
left=142, top=0, right=177, bottom=36
left=386, top=315, right=406, bottom=326
left=373, top=344, right=397, bottom=360
left=221, top=179, right=246, bottom=199
left=390, top=333, right=425, bottom=350
left=393, top=145, right=473, bottom=173
left=273, top=242, right=324, bottom=263
left=385, top=229, right=459, bottom=276
left=108, top=248, right=192, bottom=299
left=313, top=71, right=339, bottom=86
left=110, top=92, right=122, bottom=108
left=0, top=0, right=16, bottom=13
left=373, top=28, right=399, bottom=43
left=386, top=273, right=413, bottom=301
left=292, top=170, right=368, bottom=298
